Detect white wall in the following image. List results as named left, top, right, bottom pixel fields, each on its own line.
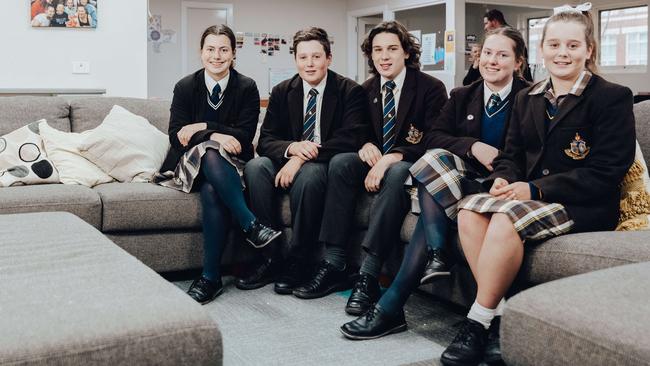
left=2, top=0, right=148, bottom=98
left=148, top=0, right=349, bottom=100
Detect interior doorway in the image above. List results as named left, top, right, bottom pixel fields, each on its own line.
left=356, top=15, right=383, bottom=82
left=181, top=2, right=233, bottom=76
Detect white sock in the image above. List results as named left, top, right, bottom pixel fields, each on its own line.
left=467, top=301, right=496, bottom=329
left=495, top=298, right=507, bottom=317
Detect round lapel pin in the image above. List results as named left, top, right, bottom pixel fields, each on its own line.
left=467, top=114, right=474, bottom=120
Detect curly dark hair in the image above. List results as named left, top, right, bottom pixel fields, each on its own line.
left=292, top=27, right=331, bottom=57
left=360, top=21, right=421, bottom=75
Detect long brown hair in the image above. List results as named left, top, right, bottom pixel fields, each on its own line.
left=541, top=11, right=598, bottom=74
left=481, top=27, right=528, bottom=78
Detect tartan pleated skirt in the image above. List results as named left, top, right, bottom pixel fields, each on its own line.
left=154, top=140, right=246, bottom=193
left=411, top=148, right=574, bottom=241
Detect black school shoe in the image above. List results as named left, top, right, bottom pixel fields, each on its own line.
left=345, top=273, right=381, bottom=316
left=292, top=261, right=350, bottom=299
left=243, top=221, right=282, bottom=248
left=274, top=259, right=308, bottom=295
left=484, top=316, right=503, bottom=365
left=340, top=304, right=407, bottom=340
left=440, top=318, right=488, bottom=366
left=236, top=257, right=279, bottom=290
left=420, top=248, right=451, bottom=285
left=187, top=276, right=223, bottom=305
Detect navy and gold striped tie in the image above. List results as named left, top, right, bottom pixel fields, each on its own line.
left=382, top=80, right=396, bottom=153
left=303, top=88, right=318, bottom=141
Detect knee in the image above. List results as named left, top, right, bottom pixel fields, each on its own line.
left=458, top=209, right=478, bottom=234
left=383, top=162, right=412, bottom=186
left=200, top=182, right=217, bottom=201
left=244, top=157, right=274, bottom=181
left=293, top=163, right=327, bottom=193
left=328, top=152, right=361, bottom=179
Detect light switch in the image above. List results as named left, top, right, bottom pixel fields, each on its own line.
left=72, top=61, right=90, bottom=74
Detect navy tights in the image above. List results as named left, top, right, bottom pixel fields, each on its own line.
left=377, top=182, right=451, bottom=315
left=200, top=150, right=256, bottom=281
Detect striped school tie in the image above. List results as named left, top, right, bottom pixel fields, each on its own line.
left=486, top=93, right=502, bottom=116
left=210, top=83, right=221, bottom=108
left=302, top=88, right=318, bottom=141
left=382, top=80, right=396, bottom=153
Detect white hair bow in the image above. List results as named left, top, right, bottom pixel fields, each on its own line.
left=554, top=2, right=592, bottom=15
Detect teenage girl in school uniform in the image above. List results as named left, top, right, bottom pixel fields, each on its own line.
left=440, top=5, right=636, bottom=366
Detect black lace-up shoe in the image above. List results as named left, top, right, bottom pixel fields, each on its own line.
left=440, top=318, right=488, bottom=366
left=292, top=261, right=350, bottom=299
left=274, top=259, right=307, bottom=295
left=345, top=274, right=381, bottom=315
left=236, top=258, right=279, bottom=290
left=243, top=221, right=281, bottom=248
left=420, top=248, right=451, bottom=284
left=484, top=316, right=503, bottom=364
left=187, top=276, right=223, bottom=305
left=340, top=304, right=407, bottom=340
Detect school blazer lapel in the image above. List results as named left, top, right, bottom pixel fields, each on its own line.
left=217, top=70, right=238, bottom=121
left=395, top=69, right=416, bottom=137
left=194, top=70, right=207, bottom=121
left=546, top=95, right=584, bottom=135
left=287, top=77, right=304, bottom=140
left=465, top=85, right=483, bottom=138
left=368, top=77, right=383, bottom=143
left=319, top=71, right=338, bottom=140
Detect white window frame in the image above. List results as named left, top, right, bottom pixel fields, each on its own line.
left=597, top=2, right=648, bottom=74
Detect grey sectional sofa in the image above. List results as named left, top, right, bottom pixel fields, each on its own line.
left=1, top=96, right=649, bottom=365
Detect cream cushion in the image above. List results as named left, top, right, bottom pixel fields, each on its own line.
left=78, top=105, right=169, bottom=183
left=39, top=121, right=114, bottom=187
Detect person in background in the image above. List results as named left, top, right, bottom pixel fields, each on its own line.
left=64, top=0, right=76, bottom=18
left=463, top=9, right=534, bottom=85
left=156, top=25, right=281, bottom=305
left=31, top=5, right=55, bottom=27
left=78, top=0, right=96, bottom=27
left=49, top=3, right=69, bottom=27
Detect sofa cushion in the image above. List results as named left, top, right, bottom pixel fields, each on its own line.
left=521, top=230, right=650, bottom=284
left=502, top=262, right=650, bottom=366
left=94, top=182, right=201, bottom=231
left=68, top=97, right=170, bottom=133
left=0, top=184, right=101, bottom=229
left=0, top=212, right=222, bottom=366
left=78, top=105, right=169, bottom=183
left=0, top=96, right=70, bottom=135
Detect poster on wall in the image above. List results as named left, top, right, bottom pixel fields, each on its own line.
left=31, top=0, right=98, bottom=28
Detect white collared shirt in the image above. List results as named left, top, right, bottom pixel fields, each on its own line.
left=380, top=66, right=407, bottom=114
left=483, top=79, right=513, bottom=107
left=302, top=77, right=327, bottom=144
left=205, top=71, right=229, bottom=100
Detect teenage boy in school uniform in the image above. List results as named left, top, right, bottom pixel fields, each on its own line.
left=239, top=27, right=368, bottom=294
left=290, top=21, right=448, bottom=311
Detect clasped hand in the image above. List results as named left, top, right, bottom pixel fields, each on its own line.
left=177, top=122, right=207, bottom=147
left=489, top=178, right=531, bottom=201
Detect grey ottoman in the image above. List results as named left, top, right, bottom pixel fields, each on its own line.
left=0, top=212, right=221, bottom=365
left=502, top=262, right=650, bottom=366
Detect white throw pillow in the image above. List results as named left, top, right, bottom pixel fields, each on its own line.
left=0, top=120, right=59, bottom=187
left=78, top=105, right=170, bottom=183
left=39, top=121, right=114, bottom=187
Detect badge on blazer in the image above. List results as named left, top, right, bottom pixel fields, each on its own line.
left=564, top=133, right=590, bottom=160
left=405, top=124, right=423, bottom=144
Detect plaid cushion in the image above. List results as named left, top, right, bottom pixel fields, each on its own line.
left=458, top=193, right=575, bottom=241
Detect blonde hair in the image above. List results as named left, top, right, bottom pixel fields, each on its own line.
left=541, top=11, right=598, bottom=74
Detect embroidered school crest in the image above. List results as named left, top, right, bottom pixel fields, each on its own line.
left=405, top=124, right=423, bottom=144
left=564, top=133, right=590, bottom=160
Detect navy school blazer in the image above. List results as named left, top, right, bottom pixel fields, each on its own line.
left=160, top=68, right=260, bottom=172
